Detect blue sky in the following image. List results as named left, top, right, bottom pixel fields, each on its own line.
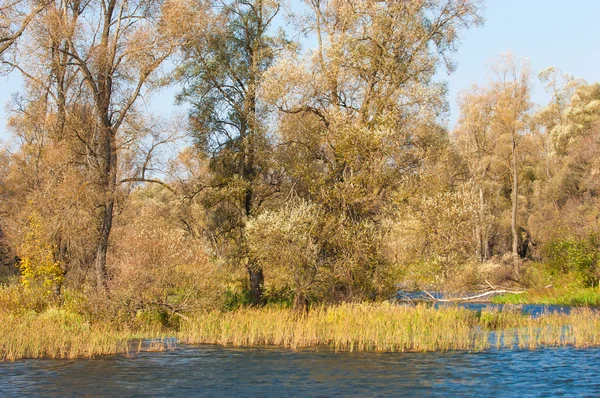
left=1, top=0, right=600, bottom=142
left=444, top=0, right=600, bottom=126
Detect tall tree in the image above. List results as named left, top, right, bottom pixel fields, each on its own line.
left=260, top=0, right=482, bottom=301
left=4, top=0, right=175, bottom=288
left=455, top=53, right=532, bottom=272
left=174, top=0, right=284, bottom=304
left=491, top=54, right=531, bottom=273
left=455, top=86, right=498, bottom=262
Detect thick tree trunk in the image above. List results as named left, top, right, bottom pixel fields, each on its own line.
left=92, top=1, right=117, bottom=288
left=95, top=199, right=113, bottom=288
left=248, top=266, right=265, bottom=306
left=243, top=62, right=266, bottom=305
left=293, top=293, right=309, bottom=314
left=94, top=117, right=117, bottom=288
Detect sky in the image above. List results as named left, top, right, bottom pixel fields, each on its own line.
left=1, top=0, right=600, bottom=143
left=444, top=0, right=600, bottom=126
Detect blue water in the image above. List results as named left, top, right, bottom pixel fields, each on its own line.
left=452, top=302, right=575, bottom=317
left=2, top=345, right=600, bottom=397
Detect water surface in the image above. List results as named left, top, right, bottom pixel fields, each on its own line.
left=2, top=345, right=600, bottom=397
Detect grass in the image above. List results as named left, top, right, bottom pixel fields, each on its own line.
left=178, top=303, right=488, bottom=352
left=0, top=308, right=173, bottom=361
left=4, top=302, right=600, bottom=360
left=492, top=287, right=600, bottom=306
left=177, top=302, right=600, bottom=352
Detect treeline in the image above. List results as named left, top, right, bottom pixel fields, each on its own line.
left=0, top=0, right=598, bottom=315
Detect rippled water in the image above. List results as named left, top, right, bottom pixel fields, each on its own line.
left=2, top=345, right=600, bottom=397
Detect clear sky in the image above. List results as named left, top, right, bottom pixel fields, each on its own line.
left=1, top=0, right=600, bottom=143
left=444, top=0, right=600, bottom=126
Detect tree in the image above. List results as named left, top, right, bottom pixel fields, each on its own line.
left=455, top=85, right=500, bottom=262
left=455, top=53, right=532, bottom=274
left=3, top=0, right=175, bottom=288
left=491, top=54, right=532, bottom=273
left=174, top=0, right=284, bottom=304
left=260, top=0, right=482, bottom=301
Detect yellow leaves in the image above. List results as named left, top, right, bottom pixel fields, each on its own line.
left=18, top=214, right=63, bottom=295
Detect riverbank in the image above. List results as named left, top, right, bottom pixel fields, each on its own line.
left=3, top=302, right=600, bottom=360
left=492, top=287, right=600, bottom=306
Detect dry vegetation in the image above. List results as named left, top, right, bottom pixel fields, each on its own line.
left=4, top=303, right=600, bottom=361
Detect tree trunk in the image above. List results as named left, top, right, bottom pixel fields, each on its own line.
left=94, top=116, right=117, bottom=288
left=92, top=1, right=117, bottom=288
left=243, top=51, right=264, bottom=305
left=95, top=200, right=113, bottom=288
left=511, top=135, right=520, bottom=277
left=477, top=184, right=489, bottom=262
left=248, top=266, right=265, bottom=306
left=293, top=292, right=309, bottom=315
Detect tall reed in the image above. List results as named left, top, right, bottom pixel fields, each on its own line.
left=4, top=303, right=600, bottom=361
left=0, top=308, right=169, bottom=361
left=179, top=302, right=490, bottom=352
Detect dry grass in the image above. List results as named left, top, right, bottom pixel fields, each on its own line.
left=179, top=303, right=600, bottom=352
left=4, top=303, right=600, bottom=361
left=179, top=302, right=488, bottom=352
left=0, top=308, right=171, bottom=361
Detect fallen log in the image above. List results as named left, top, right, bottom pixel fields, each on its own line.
left=422, top=289, right=525, bottom=303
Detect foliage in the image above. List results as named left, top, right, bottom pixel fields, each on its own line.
left=391, top=183, right=479, bottom=281
left=247, top=201, right=396, bottom=306
left=18, top=214, right=63, bottom=297
left=544, top=234, right=600, bottom=286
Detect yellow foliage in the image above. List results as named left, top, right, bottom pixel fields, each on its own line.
left=18, top=214, right=63, bottom=295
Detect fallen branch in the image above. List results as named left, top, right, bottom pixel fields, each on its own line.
left=422, top=289, right=525, bottom=303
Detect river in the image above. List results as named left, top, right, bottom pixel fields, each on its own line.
left=2, top=344, right=600, bottom=397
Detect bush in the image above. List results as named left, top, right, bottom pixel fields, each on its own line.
left=247, top=201, right=395, bottom=308
left=16, top=214, right=63, bottom=305
left=544, top=234, right=599, bottom=286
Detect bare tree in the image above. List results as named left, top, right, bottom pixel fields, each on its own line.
left=5, top=0, right=175, bottom=288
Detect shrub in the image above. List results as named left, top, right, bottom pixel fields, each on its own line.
left=247, top=201, right=395, bottom=308
left=18, top=214, right=63, bottom=300
left=544, top=233, right=599, bottom=286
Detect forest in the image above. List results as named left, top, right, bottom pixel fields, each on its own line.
left=0, top=0, right=599, bottom=325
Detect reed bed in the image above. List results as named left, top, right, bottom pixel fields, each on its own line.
left=178, top=302, right=489, bottom=352
left=0, top=308, right=170, bottom=361
left=489, top=308, right=600, bottom=350
left=4, top=303, right=600, bottom=360
left=179, top=303, right=600, bottom=352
